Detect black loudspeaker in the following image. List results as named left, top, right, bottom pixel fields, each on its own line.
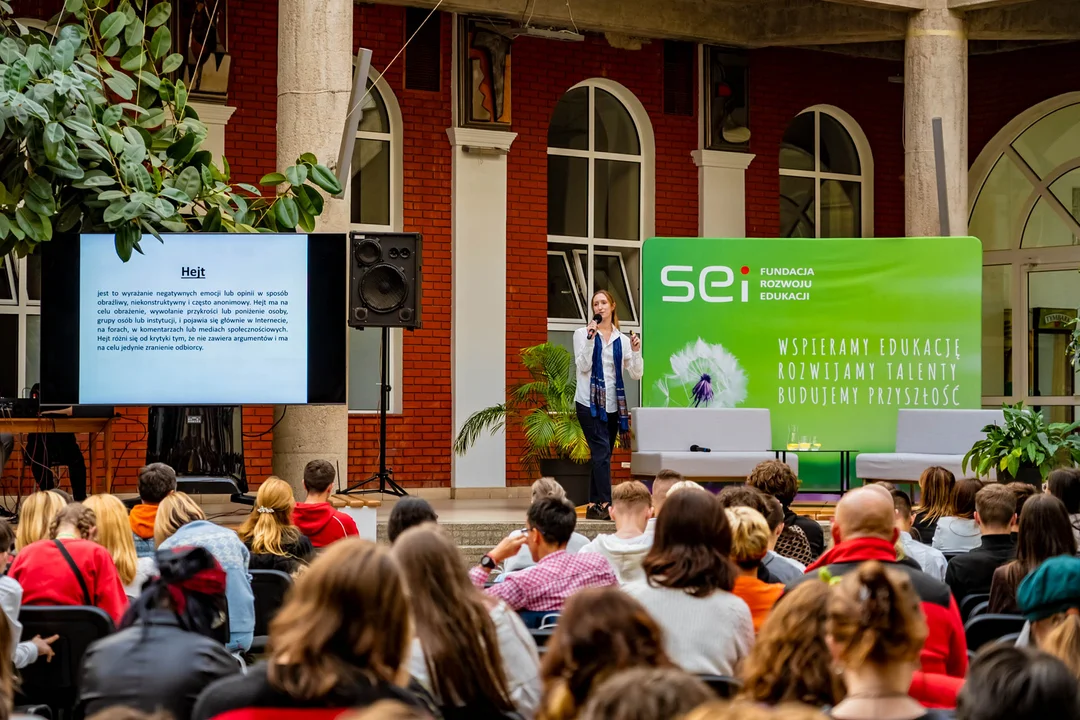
left=348, top=232, right=422, bottom=329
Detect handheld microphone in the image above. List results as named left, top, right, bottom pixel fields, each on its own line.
left=690, top=444, right=711, bottom=453
left=587, top=313, right=602, bottom=340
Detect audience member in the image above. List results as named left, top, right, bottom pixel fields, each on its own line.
left=15, top=490, right=66, bottom=551
left=237, top=476, right=314, bottom=575
left=686, top=702, right=829, bottom=720
left=9, top=503, right=128, bottom=624
left=129, top=463, right=176, bottom=559
left=386, top=497, right=439, bottom=543
left=647, top=469, right=683, bottom=532
left=155, top=491, right=255, bottom=652
left=955, top=645, right=1080, bottom=720
left=1006, top=482, right=1037, bottom=542
left=85, top=710, right=171, bottom=720
left=504, top=478, right=589, bottom=574
left=0, top=519, right=55, bottom=669
left=393, top=525, right=540, bottom=719
left=1016, top=555, right=1080, bottom=677
left=717, top=485, right=788, bottom=583
left=347, top=701, right=430, bottom=720
left=471, top=497, right=616, bottom=615
left=945, top=483, right=1016, bottom=604
left=579, top=480, right=653, bottom=584
left=932, top=478, right=983, bottom=553
left=891, top=488, right=947, bottom=581
left=624, top=490, right=754, bottom=675
left=77, top=546, right=241, bottom=720
left=1046, top=467, right=1080, bottom=545
left=578, top=667, right=714, bottom=720
left=292, top=459, right=359, bottom=548
left=989, top=494, right=1076, bottom=614
left=726, top=506, right=783, bottom=632
left=538, top=588, right=671, bottom=720
left=826, top=561, right=950, bottom=720
left=739, top=579, right=843, bottom=707
left=760, top=496, right=806, bottom=583
left=747, top=460, right=823, bottom=560
left=193, top=539, right=426, bottom=720
left=912, top=466, right=955, bottom=545
left=791, top=486, right=967, bottom=678
left=666, top=480, right=708, bottom=497
left=84, top=494, right=156, bottom=599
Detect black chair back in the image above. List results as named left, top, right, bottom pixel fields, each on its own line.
left=250, top=569, right=293, bottom=652
left=959, top=593, right=991, bottom=621
left=16, top=606, right=115, bottom=716
left=529, top=628, right=556, bottom=653
left=967, top=600, right=991, bottom=620
left=697, top=675, right=742, bottom=699
left=965, top=613, right=1026, bottom=652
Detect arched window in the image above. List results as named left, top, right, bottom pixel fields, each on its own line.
left=349, top=72, right=404, bottom=413
left=779, top=106, right=873, bottom=238
left=969, top=92, right=1080, bottom=422
left=546, top=80, right=654, bottom=329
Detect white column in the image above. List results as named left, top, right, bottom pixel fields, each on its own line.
left=905, top=5, right=968, bottom=236
left=691, top=150, right=755, bottom=237
left=447, top=127, right=517, bottom=493
left=188, top=102, right=236, bottom=167
left=272, top=0, right=352, bottom=494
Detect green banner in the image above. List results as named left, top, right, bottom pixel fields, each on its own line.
left=641, top=237, right=983, bottom=490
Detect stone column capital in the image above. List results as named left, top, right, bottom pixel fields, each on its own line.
left=446, top=127, right=518, bottom=152
left=692, top=149, right=756, bottom=170
left=188, top=102, right=237, bottom=126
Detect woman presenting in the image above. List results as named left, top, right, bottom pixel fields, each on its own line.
left=574, top=290, right=643, bottom=521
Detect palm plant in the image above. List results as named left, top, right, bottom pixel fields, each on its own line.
left=453, top=342, right=589, bottom=473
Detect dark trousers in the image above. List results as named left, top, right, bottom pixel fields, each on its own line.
left=24, top=433, right=87, bottom=501
left=576, top=402, right=619, bottom=505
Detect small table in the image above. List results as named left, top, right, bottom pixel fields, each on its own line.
left=771, top=448, right=857, bottom=494
left=0, top=417, right=115, bottom=495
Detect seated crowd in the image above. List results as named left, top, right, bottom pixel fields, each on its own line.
left=0, top=458, right=1077, bottom=720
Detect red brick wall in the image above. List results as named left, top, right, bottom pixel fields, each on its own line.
left=225, top=0, right=279, bottom=187
left=746, top=48, right=905, bottom=240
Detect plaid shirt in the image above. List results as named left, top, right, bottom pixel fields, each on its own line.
left=470, top=550, right=618, bottom=612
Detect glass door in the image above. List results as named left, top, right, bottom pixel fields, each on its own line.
left=1024, top=264, right=1080, bottom=422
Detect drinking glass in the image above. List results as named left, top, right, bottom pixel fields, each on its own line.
left=799, top=435, right=811, bottom=451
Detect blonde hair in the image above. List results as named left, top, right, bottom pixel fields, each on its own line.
left=267, top=538, right=411, bottom=700
left=16, top=491, right=67, bottom=551
left=913, top=466, right=955, bottom=523
left=686, top=701, right=829, bottom=720
left=591, top=290, right=620, bottom=329
left=153, top=492, right=206, bottom=546
left=531, top=477, right=567, bottom=504
left=726, top=506, right=771, bottom=568
left=83, top=494, right=138, bottom=585
left=666, top=480, right=707, bottom=499
left=237, top=477, right=302, bottom=556
left=611, top=480, right=652, bottom=509
left=1036, top=613, right=1080, bottom=679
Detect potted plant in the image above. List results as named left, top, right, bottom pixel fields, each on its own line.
left=453, top=342, right=595, bottom=505
left=963, top=402, right=1080, bottom=485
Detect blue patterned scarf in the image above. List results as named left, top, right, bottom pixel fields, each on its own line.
left=589, top=332, right=631, bottom=442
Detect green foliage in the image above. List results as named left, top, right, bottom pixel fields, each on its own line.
left=453, top=343, right=597, bottom=473
left=963, top=401, right=1080, bottom=480
left=0, top=0, right=344, bottom=261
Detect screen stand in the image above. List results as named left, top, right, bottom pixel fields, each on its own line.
left=144, top=406, right=253, bottom=506
left=341, top=326, right=407, bottom=497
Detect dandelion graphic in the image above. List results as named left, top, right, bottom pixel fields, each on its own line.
left=655, top=338, right=748, bottom=408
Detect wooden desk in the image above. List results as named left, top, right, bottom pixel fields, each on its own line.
left=0, top=417, right=115, bottom=495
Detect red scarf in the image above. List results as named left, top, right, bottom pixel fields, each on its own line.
left=806, top=536, right=898, bottom=572
left=165, top=565, right=227, bottom=616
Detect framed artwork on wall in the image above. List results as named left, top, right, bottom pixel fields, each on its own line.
left=457, top=16, right=512, bottom=129
left=704, top=47, right=749, bottom=152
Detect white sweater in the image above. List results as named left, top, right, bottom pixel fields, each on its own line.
left=409, top=600, right=542, bottom=719
left=623, top=579, right=754, bottom=676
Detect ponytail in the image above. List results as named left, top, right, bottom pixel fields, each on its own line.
left=1041, top=613, right=1080, bottom=678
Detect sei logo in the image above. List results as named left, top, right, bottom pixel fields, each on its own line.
left=660, top=265, right=750, bottom=303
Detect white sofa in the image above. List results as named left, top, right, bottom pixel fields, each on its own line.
left=855, top=408, right=1005, bottom=482
left=630, top=408, right=796, bottom=480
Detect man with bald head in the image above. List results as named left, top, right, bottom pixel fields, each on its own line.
left=786, top=485, right=968, bottom=679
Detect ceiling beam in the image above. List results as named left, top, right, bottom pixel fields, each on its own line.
left=819, top=0, right=924, bottom=10
left=949, top=0, right=1032, bottom=10
left=752, top=4, right=908, bottom=46
left=967, top=0, right=1080, bottom=40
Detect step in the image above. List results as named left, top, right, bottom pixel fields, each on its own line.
left=375, top=519, right=614, bottom=546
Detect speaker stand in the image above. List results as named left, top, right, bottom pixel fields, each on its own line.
left=341, top=326, right=407, bottom=497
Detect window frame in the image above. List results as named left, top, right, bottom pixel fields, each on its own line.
left=546, top=78, right=655, bottom=333
left=349, top=68, right=405, bottom=415
left=0, top=254, right=40, bottom=397
left=779, top=105, right=874, bottom=239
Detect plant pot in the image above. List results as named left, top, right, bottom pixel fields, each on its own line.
left=539, top=458, right=591, bottom=507
left=999, top=464, right=1043, bottom=488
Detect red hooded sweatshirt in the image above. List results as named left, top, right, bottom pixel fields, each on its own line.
left=793, top=536, right=968, bottom=678
left=293, top=502, right=358, bottom=548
